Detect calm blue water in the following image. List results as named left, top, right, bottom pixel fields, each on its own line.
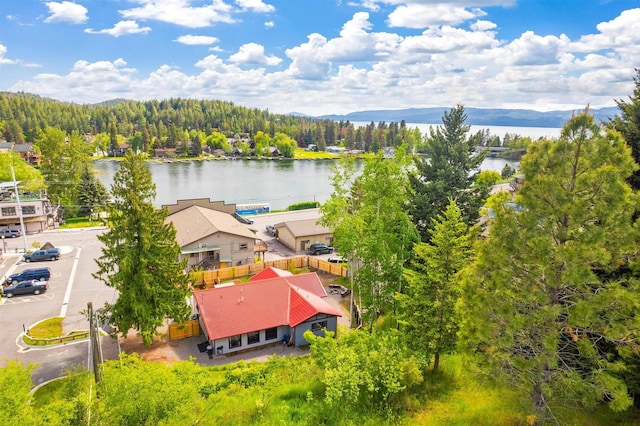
left=94, top=156, right=519, bottom=211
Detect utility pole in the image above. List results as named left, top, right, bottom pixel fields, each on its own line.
left=88, top=302, right=103, bottom=383
left=10, top=165, right=28, bottom=252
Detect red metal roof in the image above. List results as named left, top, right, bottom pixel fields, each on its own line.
left=249, top=266, right=293, bottom=282
left=285, top=272, right=328, bottom=298
left=194, top=274, right=341, bottom=341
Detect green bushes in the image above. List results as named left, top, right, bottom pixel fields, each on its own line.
left=8, top=348, right=639, bottom=424
left=287, top=201, right=319, bottom=211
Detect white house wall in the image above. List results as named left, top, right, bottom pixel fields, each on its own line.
left=209, top=325, right=289, bottom=355
left=294, top=314, right=338, bottom=347
left=181, top=232, right=256, bottom=268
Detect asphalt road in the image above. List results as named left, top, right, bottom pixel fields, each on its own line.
left=0, top=209, right=326, bottom=385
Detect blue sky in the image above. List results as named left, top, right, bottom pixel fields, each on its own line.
left=1, top=0, right=638, bottom=116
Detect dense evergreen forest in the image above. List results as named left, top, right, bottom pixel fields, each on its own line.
left=0, top=92, right=424, bottom=153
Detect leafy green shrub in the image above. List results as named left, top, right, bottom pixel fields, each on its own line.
left=287, top=201, right=319, bottom=211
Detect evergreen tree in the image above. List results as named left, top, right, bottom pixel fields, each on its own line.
left=611, top=68, right=640, bottom=189
left=141, top=125, right=151, bottom=153
left=76, top=164, right=109, bottom=217
left=409, top=105, right=488, bottom=242
left=458, top=111, right=639, bottom=423
left=109, top=121, right=118, bottom=154
left=190, top=132, right=202, bottom=157
left=397, top=200, right=471, bottom=371
left=94, top=151, right=191, bottom=347
left=501, top=163, right=515, bottom=179
left=4, top=119, right=25, bottom=143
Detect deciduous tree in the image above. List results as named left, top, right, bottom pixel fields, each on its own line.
left=458, top=110, right=639, bottom=423
left=320, top=148, right=418, bottom=328
left=0, top=152, right=45, bottom=192
left=94, top=151, right=191, bottom=346
left=305, top=329, right=422, bottom=418
left=0, top=360, right=36, bottom=424
left=94, top=354, right=206, bottom=424
left=36, top=127, right=92, bottom=216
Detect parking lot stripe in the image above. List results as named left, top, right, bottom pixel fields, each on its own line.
left=60, top=247, right=80, bottom=318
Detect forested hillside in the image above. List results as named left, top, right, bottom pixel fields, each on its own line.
left=0, top=92, right=423, bottom=153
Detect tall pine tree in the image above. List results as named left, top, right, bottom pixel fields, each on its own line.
left=77, top=164, right=109, bottom=217
left=409, top=105, right=488, bottom=242
left=94, top=151, right=190, bottom=347
left=458, top=110, right=639, bottom=423
left=611, top=68, right=640, bottom=189
left=397, top=199, right=470, bottom=372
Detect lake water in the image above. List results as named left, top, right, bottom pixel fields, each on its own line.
left=93, top=156, right=519, bottom=211
left=353, top=122, right=562, bottom=140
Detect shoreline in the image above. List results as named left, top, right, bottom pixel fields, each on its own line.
left=93, top=154, right=350, bottom=163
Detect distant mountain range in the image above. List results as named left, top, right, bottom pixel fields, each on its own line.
left=315, top=106, right=620, bottom=128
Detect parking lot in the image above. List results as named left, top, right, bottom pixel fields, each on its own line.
left=0, top=227, right=116, bottom=385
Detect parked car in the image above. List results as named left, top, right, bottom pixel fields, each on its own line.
left=0, top=229, right=21, bottom=238
left=308, top=243, right=334, bottom=255
left=266, top=224, right=276, bottom=236
left=5, top=267, right=51, bottom=284
left=2, top=280, right=48, bottom=298
left=328, top=256, right=345, bottom=263
left=23, top=248, right=61, bottom=262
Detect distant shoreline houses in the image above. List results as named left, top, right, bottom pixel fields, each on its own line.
left=0, top=140, right=42, bottom=165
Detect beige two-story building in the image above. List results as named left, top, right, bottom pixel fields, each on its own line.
left=166, top=204, right=259, bottom=271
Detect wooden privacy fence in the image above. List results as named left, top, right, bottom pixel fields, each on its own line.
left=168, top=319, right=200, bottom=340
left=190, top=255, right=347, bottom=288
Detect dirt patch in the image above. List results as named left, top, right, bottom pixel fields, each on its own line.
left=118, top=326, right=182, bottom=364
left=315, top=270, right=341, bottom=286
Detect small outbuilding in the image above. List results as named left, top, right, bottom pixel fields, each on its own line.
left=274, top=218, right=333, bottom=253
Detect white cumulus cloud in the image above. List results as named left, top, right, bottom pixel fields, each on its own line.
left=387, top=4, right=484, bottom=28
left=120, top=0, right=236, bottom=28
left=175, top=35, right=219, bottom=45
left=85, top=21, right=152, bottom=37
left=44, top=1, right=88, bottom=24
left=471, top=19, right=496, bottom=32
left=5, top=3, right=638, bottom=116
left=0, top=44, right=17, bottom=65
left=229, top=43, right=282, bottom=65
left=235, top=0, right=275, bottom=13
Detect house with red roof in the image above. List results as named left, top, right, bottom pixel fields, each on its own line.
left=193, top=269, right=342, bottom=354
